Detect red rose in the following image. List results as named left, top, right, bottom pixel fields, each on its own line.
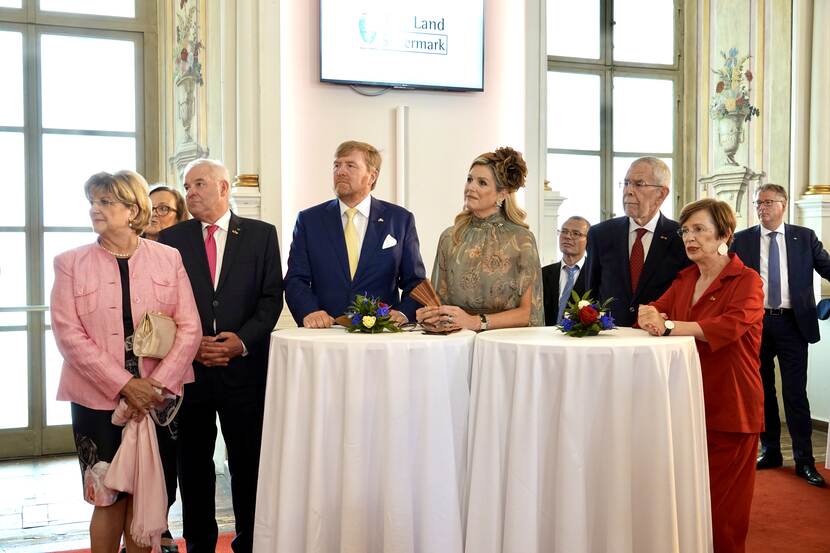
left=578, top=305, right=599, bottom=325
left=745, top=70, right=753, bottom=82
left=715, top=81, right=725, bottom=93
left=180, top=48, right=188, bottom=62
left=736, top=97, right=744, bottom=106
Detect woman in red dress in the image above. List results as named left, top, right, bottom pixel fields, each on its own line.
left=638, top=198, right=764, bottom=553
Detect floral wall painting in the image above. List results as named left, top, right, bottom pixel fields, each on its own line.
left=175, top=0, right=205, bottom=145
left=710, top=48, right=760, bottom=166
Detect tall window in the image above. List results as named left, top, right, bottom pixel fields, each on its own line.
left=547, top=0, right=681, bottom=225
left=0, top=0, right=156, bottom=458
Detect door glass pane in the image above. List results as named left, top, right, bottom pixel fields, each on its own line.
left=548, top=72, right=600, bottom=151
left=45, top=328, right=71, bottom=426
left=613, top=76, right=674, bottom=154
left=0, top=331, right=28, bottom=429
left=0, top=0, right=22, bottom=7
left=547, top=0, right=599, bottom=59
left=0, top=132, right=26, bottom=226
left=613, top=0, right=674, bottom=64
left=0, top=31, right=23, bottom=127
left=44, top=231, right=98, bottom=299
left=613, top=156, right=674, bottom=219
left=41, top=34, right=136, bottom=132
left=548, top=153, right=601, bottom=226
left=42, top=134, right=136, bottom=227
left=0, top=233, right=28, bottom=327
left=40, top=0, right=135, bottom=18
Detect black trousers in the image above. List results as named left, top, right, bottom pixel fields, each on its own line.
left=759, top=311, right=814, bottom=464
left=177, top=372, right=266, bottom=553
left=156, top=421, right=178, bottom=514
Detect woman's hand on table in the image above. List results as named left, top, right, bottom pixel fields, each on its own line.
left=637, top=305, right=667, bottom=336
left=416, top=305, right=477, bottom=331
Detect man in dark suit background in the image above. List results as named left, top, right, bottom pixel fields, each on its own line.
left=159, top=159, right=283, bottom=552
left=584, top=157, right=690, bottom=326
left=731, top=183, right=830, bottom=487
left=542, top=215, right=589, bottom=325
left=285, top=140, right=426, bottom=327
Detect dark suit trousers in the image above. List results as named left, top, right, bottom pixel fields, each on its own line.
left=177, top=369, right=266, bottom=553
left=759, top=311, right=814, bottom=463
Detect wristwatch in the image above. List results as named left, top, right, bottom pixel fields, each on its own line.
left=663, top=320, right=675, bottom=336
left=479, top=314, right=489, bottom=331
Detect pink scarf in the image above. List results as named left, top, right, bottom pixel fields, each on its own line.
left=104, top=400, right=167, bottom=552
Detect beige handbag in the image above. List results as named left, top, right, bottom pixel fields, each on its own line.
left=132, top=312, right=182, bottom=427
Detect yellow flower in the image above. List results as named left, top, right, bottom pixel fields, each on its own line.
left=362, top=316, right=376, bottom=328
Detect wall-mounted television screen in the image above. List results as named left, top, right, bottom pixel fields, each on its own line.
left=320, top=1, right=485, bottom=92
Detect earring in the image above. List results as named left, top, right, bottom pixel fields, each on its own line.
left=128, top=220, right=133, bottom=228
left=496, top=199, right=503, bottom=208
left=717, top=243, right=728, bottom=256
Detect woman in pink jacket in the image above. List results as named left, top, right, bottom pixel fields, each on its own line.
left=51, top=170, right=201, bottom=553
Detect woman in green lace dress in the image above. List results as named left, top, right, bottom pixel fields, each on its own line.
left=417, top=147, right=544, bottom=331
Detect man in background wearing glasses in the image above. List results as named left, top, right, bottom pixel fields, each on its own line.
left=542, top=216, right=590, bottom=326
left=732, top=183, right=830, bottom=487
left=584, top=157, right=690, bottom=326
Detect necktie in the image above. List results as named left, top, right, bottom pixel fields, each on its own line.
left=558, top=265, right=579, bottom=323
left=344, top=208, right=359, bottom=278
left=768, top=231, right=781, bottom=308
left=205, top=224, right=218, bottom=285
left=629, top=227, right=648, bottom=292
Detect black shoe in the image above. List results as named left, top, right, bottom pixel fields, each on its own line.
left=756, top=450, right=783, bottom=469
left=795, top=464, right=826, bottom=487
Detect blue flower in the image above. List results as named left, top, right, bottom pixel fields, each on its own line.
left=728, top=47, right=738, bottom=58
left=377, top=304, right=390, bottom=317
left=600, top=314, right=615, bottom=329
left=561, top=318, right=575, bottom=331
left=351, top=313, right=362, bottom=326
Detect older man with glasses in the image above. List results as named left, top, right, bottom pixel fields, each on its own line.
left=542, top=216, right=590, bottom=325
left=732, top=183, right=830, bottom=487
left=583, top=157, right=691, bottom=326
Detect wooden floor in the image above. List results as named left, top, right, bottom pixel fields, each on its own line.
left=0, top=427, right=826, bottom=552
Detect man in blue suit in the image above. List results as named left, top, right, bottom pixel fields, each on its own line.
left=732, top=183, right=830, bottom=487
left=584, top=157, right=690, bottom=327
left=285, top=140, right=426, bottom=327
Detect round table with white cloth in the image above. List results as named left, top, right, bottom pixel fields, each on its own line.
left=464, top=327, right=713, bottom=553
left=253, top=327, right=476, bottom=553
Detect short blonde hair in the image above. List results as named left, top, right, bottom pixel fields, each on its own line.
left=84, top=170, right=151, bottom=235
left=335, top=141, right=382, bottom=189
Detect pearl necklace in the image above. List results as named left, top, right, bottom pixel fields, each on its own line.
left=98, top=238, right=139, bottom=258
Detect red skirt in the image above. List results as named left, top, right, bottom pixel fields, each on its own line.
left=707, top=430, right=758, bottom=553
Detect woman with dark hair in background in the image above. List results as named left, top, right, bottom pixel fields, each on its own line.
left=143, top=186, right=188, bottom=242
left=417, top=147, right=544, bottom=331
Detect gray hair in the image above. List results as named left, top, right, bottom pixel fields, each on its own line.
left=631, top=157, right=671, bottom=188
left=563, top=215, right=591, bottom=231
left=756, top=183, right=788, bottom=203
left=182, top=158, right=231, bottom=184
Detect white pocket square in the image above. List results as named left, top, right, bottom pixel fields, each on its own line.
left=382, top=234, right=398, bottom=249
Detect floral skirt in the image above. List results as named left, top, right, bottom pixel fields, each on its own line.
left=70, top=402, right=128, bottom=507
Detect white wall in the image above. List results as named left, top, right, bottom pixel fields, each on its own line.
left=279, top=0, right=539, bottom=276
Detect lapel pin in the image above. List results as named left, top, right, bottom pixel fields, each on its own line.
left=231, top=228, right=240, bottom=235
left=378, top=218, right=384, bottom=223
left=710, top=296, right=717, bottom=301
left=659, top=235, right=668, bottom=240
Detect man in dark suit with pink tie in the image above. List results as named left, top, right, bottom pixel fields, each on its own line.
left=584, top=157, right=690, bottom=327
left=285, top=140, right=426, bottom=327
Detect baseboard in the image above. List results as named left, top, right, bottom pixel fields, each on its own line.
left=812, top=418, right=829, bottom=433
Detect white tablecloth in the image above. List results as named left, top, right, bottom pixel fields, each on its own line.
left=253, top=328, right=476, bottom=553
left=464, top=327, right=712, bottom=553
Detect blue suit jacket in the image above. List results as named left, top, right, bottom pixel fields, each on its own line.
left=284, top=197, right=426, bottom=325
left=584, top=213, right=691, bottom=327
left=731, top=223, right=830, bottom=343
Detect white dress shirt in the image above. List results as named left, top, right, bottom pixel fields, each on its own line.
left=339, top=195, right=372, bottom=255
left=559, top=255, right=586, bottom=297
left=628, top=211, right=662, bottom=259
left=759, top=223, right=791, bottom=309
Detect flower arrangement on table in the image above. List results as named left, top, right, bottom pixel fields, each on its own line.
left=343, top=294, right=403, bottom=334
left=557, top=290, right=615, bottom=337
left=709, top=48, right=760, bottom=122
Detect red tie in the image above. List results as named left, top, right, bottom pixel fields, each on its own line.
left=629, top=228, right=648, bottom=292
left=205, top=224, right=218, bottom=285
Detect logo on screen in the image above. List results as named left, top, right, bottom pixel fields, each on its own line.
left=358, top=13, right=377, bottom=44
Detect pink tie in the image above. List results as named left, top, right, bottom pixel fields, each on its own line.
left=205, top=224, right=218, bottom=284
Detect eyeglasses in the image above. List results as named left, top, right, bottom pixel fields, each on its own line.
left=152, top=205, right=178, bottom=216
left=89, top=198, right=123, bottom=209
left=753, top=199, right=785, bottom=208
left=676, top=225, right=714, bottom=237
left=618, top=180, right=665, bottom=189
left=557, top=229, right=587, bottom=239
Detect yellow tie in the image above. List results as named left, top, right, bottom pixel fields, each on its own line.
left=344, top=207, right=359, bottom=278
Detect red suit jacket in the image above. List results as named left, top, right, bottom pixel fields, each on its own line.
left=651, top=253, right=764, bottom=433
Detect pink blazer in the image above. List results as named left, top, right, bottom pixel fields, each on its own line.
left=51, top=239, right=201, bottom=410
